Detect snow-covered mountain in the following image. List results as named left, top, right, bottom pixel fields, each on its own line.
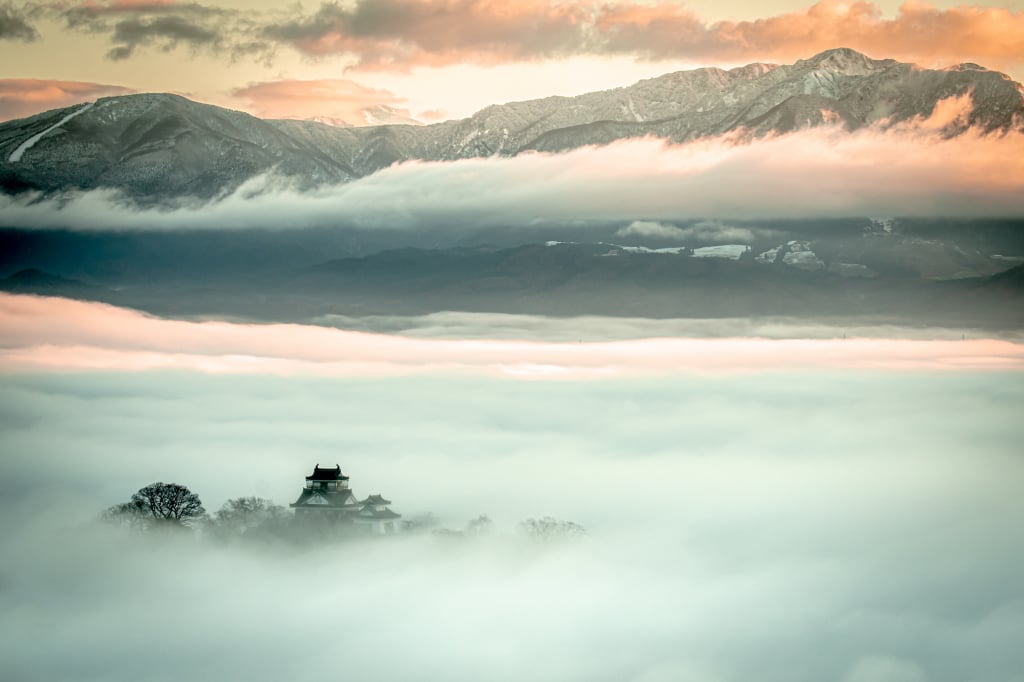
left=1, top=48, right=1022, bottom=200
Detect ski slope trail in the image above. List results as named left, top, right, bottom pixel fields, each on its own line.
left=8, top=101, right=95, bottom=163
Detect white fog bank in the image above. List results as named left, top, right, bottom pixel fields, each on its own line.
left=1, top=371, right=1022, bottom=682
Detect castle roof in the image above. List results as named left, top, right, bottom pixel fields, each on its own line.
left=291, top=488, right=359, bottom=508
left=361, top=494, right=392, bottom=505
left=306, top=464, right=349, bottom=481
left=357, top=506, right=401, bottom=520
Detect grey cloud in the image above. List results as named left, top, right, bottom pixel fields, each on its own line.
left=105, top=15, right=221, bottom=60
left=58, top=0, right=242, bottom=61
left=1, top=370, right=1022, bottom=681
left=260, top=0, right=587, bottom=66
left=0, top=2, right=38, bottom=41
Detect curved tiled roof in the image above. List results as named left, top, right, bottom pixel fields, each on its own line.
left=290, top=489, right=358, bottom=508
left=305, top=464, right=350, bottom=481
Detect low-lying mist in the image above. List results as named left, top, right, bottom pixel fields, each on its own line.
left=1, top=370, right=1022, bottom=681
left=1, top=96, right=1022, bottom=233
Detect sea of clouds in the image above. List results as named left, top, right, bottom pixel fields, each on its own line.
left=1, top=368, right=1022, bottom=682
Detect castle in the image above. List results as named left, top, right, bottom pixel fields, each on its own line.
left=290, top=464, right=402, bottom=534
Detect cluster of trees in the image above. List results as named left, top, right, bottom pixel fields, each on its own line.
left=103, top=482, right=586, bottom=543
left=103, top=483, right=288, bottom=541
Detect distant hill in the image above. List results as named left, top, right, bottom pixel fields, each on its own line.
left=3, top=231, right=1020, bottom=329
left=1, top=48, right=1021, bottom=201
left=0, top=268, right=115, bottom=301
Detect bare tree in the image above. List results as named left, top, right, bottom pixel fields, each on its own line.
left=518, top=516, right=587, bottom=543
left=101, top=501, right=150, bottom=530
left=125, top=482, right=206, bottom=527
left=210, top=496, right=288, bottom=540
left=466, top=514, right=493, bottom=535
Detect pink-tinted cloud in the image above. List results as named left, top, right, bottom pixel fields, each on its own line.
left=2, top=294, right=1022, bottom=378
left=232, top=78, right=414, bottom=125
left=0, top=79, right=134, bottom=122
left=260, top=0, right=1024, bottom=72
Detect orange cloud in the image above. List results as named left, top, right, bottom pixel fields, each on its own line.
left=259, top=0, right=1024, bottom=72
left=614, top=0, right=1024, bottom=68
left=232, top=79, right=414, bottom=125
left=0, top=79, right=134, bottom=122
left=44, top=1, right=1024, bottom=77
left=2, top=294, right=1022, bottom=378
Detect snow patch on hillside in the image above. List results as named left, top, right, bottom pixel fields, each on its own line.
left=693, top=245, right=749, bottom=260
left=618, top=245, right=688, bottom=254
left=9, top=101, right=95, bottom=163
left=782, top=241, right=825, bottom=270
left=756, top=246, right=782, bottom=264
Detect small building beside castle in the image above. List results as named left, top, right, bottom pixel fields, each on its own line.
left=290, top=464, right=402, bottom=534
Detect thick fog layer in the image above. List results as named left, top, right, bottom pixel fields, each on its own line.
left=1, top=97, right=1022, bottom=232
left=1, top=370, right=1022, bottom=682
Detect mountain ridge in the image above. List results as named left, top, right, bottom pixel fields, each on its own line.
left=1, top=48, right=1022, bottom=201
left=2, top=237, right=1022, bottom=328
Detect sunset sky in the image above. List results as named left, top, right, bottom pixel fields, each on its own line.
left=2, top=0, right=1023, bottom=122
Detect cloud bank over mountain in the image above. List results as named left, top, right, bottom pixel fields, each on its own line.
left=2, top=100, right=1021, bottom=232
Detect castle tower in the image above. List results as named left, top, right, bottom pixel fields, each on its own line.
left=290, top=464, right=360, bottom=517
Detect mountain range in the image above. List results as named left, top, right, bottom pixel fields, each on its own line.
left=1, top=48, right=1022, bottom=330
left=1, top=48, right=1022, bottom=200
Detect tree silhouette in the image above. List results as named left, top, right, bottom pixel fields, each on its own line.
left=131, top=482, right=205, bottom=525
left=518, top=516, right=587, bottom=542
left=103, top=482, right=206, bottom=529
left=466, top=514, right=493, bottom=535
left=209, top=496, right=288, bottom=541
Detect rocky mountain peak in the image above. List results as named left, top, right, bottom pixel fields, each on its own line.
left=795, top=47, right=895, bottom=75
